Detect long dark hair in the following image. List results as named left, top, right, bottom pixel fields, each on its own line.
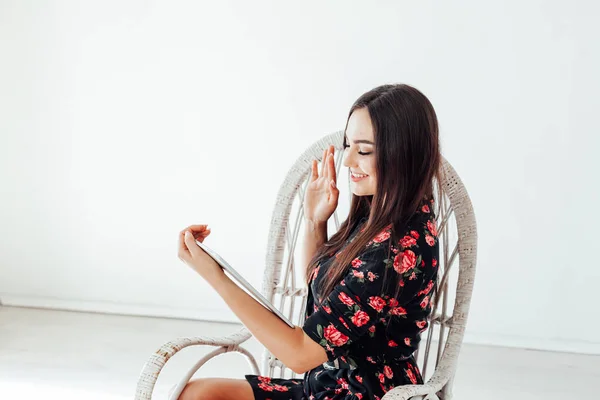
left=305, top=83, right=443, bottom=301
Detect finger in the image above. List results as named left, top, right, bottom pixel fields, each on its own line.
left=327, top=147, right=336, bottom=182
left=180, top=224, right=209, bottom=234
left=183, top=231, right=199, bottom=256
left=178, top=230, right=191, bottom=259
left=328, top=179, right=338, bottom=204
left=332, top=154, right=338, bottom=184
left=310, top=159, right=318, bottom=182
left=181, top=225, right=210, bottom=239
left=324, top=148, right=330, bottom=181
left=320, top=148, right=327, bottom=177
left=193, top=227, right=211, bottom=236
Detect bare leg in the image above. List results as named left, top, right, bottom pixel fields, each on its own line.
left=176, top=377, right=255, bottom=400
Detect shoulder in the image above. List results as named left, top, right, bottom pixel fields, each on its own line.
left=392, top=207, right=439, bottom=283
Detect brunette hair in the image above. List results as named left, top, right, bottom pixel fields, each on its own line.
left=305, top=83, right=443, bottom=301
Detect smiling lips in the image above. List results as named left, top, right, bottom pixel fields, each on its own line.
left=351, top=171, right=368, bottom=181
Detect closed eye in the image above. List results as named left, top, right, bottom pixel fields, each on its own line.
left=343, top=143, right=372, bottom=156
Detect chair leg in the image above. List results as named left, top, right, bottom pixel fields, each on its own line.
left=441, top=374, right=455, bottom=400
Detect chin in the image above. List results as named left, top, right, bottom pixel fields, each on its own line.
left=351, top=189, right=375, bottom=196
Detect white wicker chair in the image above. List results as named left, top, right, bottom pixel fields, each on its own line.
left=134, top=130, right=477, bottom=400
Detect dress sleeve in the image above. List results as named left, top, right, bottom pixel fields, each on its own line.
left=302, top=212, right=438, bottom=362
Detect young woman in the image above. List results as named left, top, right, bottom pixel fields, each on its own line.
left=177, top=83, right=442, bottom=400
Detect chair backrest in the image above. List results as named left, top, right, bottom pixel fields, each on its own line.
left=258, top=131, right=477, bottom=397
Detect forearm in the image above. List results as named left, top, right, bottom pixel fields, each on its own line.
left=300, top=219, right=328, bottom=277
left=206, top=271, right=306, bottom=373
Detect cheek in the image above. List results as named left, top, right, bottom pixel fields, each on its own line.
left=364, top=160, right=377, bottom=177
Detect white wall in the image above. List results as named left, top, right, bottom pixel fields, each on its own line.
left=1, top=1, right=598, bottom=354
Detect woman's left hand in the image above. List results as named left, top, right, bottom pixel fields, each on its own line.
left=178, top=225, right=224, bottom=282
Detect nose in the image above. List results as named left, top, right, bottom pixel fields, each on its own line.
left=342, top=148, right=356, bottom=169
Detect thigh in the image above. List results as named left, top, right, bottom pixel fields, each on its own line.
left=178, top=377, right=254, bottom=400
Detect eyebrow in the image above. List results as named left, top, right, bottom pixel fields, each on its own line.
left=345, top=135, right=375, bottom=145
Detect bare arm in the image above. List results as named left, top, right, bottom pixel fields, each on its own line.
left=299, top=219, right=328, bottom=277
left=208, top=271, right=320, bottom=374
left=301, top=145, right=337, bottom=277
left=208, top=267, right=330, bottom=374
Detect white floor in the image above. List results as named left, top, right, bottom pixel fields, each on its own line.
left=0, top=306, right=597, bottom=399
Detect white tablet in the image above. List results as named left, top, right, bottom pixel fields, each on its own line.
left=195, top=240, right=296, bottom=328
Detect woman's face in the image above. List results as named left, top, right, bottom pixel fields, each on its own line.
left=342, top=107, right=377, bottom=196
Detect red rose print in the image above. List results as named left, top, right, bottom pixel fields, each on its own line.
left=352, top=270, right=364, bottom=279
left=388, top=340, right=398, bottom=347
left=323, top=324, right=349, bottom=346
left=418, top=281, right=434, bottom=296
left=323, top=305, right=332, bottom=314
left=378, top=373, right=385, bottom=383
left=367, top=271, right=377, bottom=282
left=390, top=306, right=407, bottom=316
left=274, top=384, right=289, bottom=392
left=432, top=258, right=438, bottom=267
left=339, top=292, right=355, bottom=306
left=420, top=296, right=430, bottom=309
left=388, top=298, right=398, bottom=308
left=402, top=250, right=417, bottom=273
left=373, top=230, right=391, bottom=243
left=404, top=337, right=411, bottom=346
left=422, top=204, right=430, bottom=213
left=409, top=272, right=417, bottom=280
left=311, top=266, right=320, bottom=282
left=410, top=230, right=420, bottom=239
left=425, top=235, right=435, bottom=246
left=351, top=310, right=370, bottom=327
left=392, top=253, right=401, bottom=273
left=368, top=325, right=376, bottom=333
left=416, top=320, right=427, bottom=329
left=399, top=279, right=405, bottom=287
left=356, top=375, right=363, bottom=383
left=339, top=316, right=350, bottom=330
left=400, top=235, right=417, bottom=248
left=356, top=394, right=363, bottom=399
left=368, top=296, right=386, bottom=312
left=258, top=376, right=271, bottom=383
left=427, top=220, right=438, bottom=237
left=351, top=258, right=363, bottom=268
left=394, top=250, right=417, bottom=274
left=384, top=365, right=393, bottom=379
left=406, top=368, right=418, bottom=384
left=336, top=377, right=349, bottom=389
left=258, top=382, right=274, bottom=391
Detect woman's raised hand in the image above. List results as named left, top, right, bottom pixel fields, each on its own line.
left=304, top=145, right=339, bottom=223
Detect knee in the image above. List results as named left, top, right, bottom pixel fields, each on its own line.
left=178, top=379, right=204, bottom=400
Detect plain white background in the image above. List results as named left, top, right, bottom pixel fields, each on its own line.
left=1, top=0, right=598, bottom=355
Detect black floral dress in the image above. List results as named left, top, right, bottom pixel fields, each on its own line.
left=245, top=199, right=439, bottom=400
